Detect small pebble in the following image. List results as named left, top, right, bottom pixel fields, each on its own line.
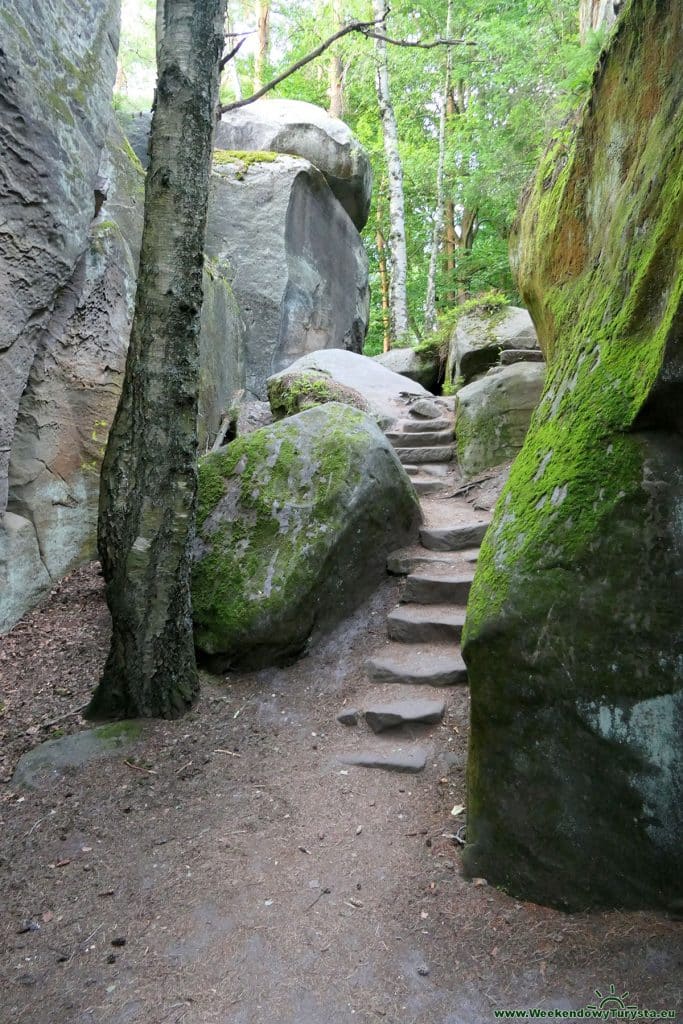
left=417, top=965, right=430, bottom=977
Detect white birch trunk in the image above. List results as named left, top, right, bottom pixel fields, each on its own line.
left=372, top=0, right=410, bottom=342
left=424, top=0, right=453, bottom=333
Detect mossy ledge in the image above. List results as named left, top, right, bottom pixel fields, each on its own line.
left=462, top=0, right=683, bottom=911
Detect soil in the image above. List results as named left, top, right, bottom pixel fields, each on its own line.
left=1, top=474, right=681, bottom=1024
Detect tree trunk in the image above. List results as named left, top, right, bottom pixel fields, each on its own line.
left=223, top=1, right=243, bottom=101
left=424, top=0, right=453, bottom=333
left=87, top=0, right=226, bottom=720
left=328, top=0, right=345, bottom=119
left=376, top=193, right=391, bottom=353
left=372, top=0, right=410, bottom=342
left=254, top=0, right=270, bottom=93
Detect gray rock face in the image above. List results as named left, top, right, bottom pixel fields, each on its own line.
left=215, top=99, right=372, bottom=230
left=373, top=348, right=439, bottom=393
left=0, top=0, right=120, bottom=514
left=267, top=350, right=429, bottom=429
left=208, top=155, right=369, bottom=401
left=448, top=306, right=540, bottom=386
left=455, top=362, right=546, bottom=478
left=1, top=122, right=246, bottom=633
left=192, top=404, right=421, bottom=669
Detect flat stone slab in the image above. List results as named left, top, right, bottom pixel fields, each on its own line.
left=386, top=546, right=480, bottom=575
left=387, top=603, right=467, bottom=643
left=420, top=521, right=490, bottom=551
left=401, top=417, right=452, bottom=433
left=397, top=446, right=455, bottom=464
left=365, top=698, right=446, bottom=733
left=403, top=571, right=475, bottom=605
left=412, top=478, right=448, bottom=495
left=11, top=723, right=143, bottom=789
left=386, top=429, right=454, bottom=448
left=338, top=747, right=427, bottom=773
left=366, top=642, right=468, bottom=686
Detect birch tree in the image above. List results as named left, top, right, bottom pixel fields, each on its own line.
left=88, top=0, right=226, bottom=719
left=372, top=0, right=409, bottom=343
left=424, top=0, right=453, bottom=332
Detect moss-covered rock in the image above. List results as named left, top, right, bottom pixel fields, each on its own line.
left=455, top=362, right=545, bottom=478
left=463, top=0, right=682, bottom=910
left=192, top=403, right=421, bottom=669
left=267, top=370, right=370, bottom=419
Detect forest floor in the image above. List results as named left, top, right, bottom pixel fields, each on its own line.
left=1, top=506, right=682, bottom=1024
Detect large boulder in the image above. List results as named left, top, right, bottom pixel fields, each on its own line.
left=1, top=123, right=246, bottom=633
left=192, top=404, right=421, bottom=668
left=208, top=154, right=369, bottom=401
left=463, top=0, right=683, bottom=910
left=447, top=305, right=540, bottom=387
left=0, top=0, right=120, bottom=514
left=267, top=350, right=430, bottom=429
left=455, top=363, right=545, bottom=477
left=373, top=347, right=440, bottom=393
left=215, top=99, right=372, bottom=231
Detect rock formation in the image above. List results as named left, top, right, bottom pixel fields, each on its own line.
left=447, top=306, right=540, bottom=387
left=463, top=0, right=682, bottom=909
left=215, top=98, right=372, bottom=230
left=192, top=404, right=421, bottom=668
left=208, top=153, right=369, bottom=400
left=267, top=350, right=430, bottom=429
left=455, top=362, right=546, bottom=478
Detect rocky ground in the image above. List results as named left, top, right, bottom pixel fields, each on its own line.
left=1, top=473, right=681, bottom=1024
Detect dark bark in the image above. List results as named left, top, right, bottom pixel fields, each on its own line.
left=87, top=0, right=226, bottom=720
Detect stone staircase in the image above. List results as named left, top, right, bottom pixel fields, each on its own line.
left=336, top=398, right=492, bottom=773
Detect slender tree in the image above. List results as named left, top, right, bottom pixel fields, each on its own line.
left=88, top=0, right=226, bottom=720
left=424, top=0, right=453, bottom=331
left=372, top=0, right=409, bottom=342
left=328, top=0, right=345, bottom=118
left=254, top=0, right=270, bottom=92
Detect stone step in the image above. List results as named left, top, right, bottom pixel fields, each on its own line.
left=402, top=570, right=474, bottom=605
left=400, top=417, right=452, bottom=433
left=364, top=698, right=446, bottom=733
left=366, top=642, right=467, bottom=686
left=404, top=463, right=450, bottom=478
left=420, top=520, right=490, bottom=552
left=387, top=428, right=453, bottom=448
left=397, top=445, right=455, bottom=465
left=338, top=748, right=427, bottom=773
left=412, top=478, right=448, bottom=496
left=387, top=545, right=479, bottom=576
left=387, top=603, right=467, bottom=644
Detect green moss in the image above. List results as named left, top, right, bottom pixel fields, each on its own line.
left=95, top=721, right=143, bottom=742
left=191, top=405, right=381, bottom=654
left=120, top=135, right=145, bottom=174
left=267, top=371, right=370, bottom=420
left=213, top=149, right=280, bottom=180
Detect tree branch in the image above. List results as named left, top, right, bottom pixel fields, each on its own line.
left=219, top=36, right=248, bottom=72
left=361, top=31, right=475, bottom=49
left=220, top=17, right=384, bottom=114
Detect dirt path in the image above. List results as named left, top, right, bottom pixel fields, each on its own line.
left=1, top=546, right=681, bottom=1023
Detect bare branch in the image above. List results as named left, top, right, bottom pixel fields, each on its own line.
left=219, top=36, right=248, bottom=72
left=361, top=31, right=476, bottom=49
left=219, top=16, right=385, bottom=114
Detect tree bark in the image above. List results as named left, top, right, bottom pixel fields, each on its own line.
left=424, top=0, right=453, bottom=333
left=254, top=0, right=270, bottom=92
left=376, top=193, right=391, bottom=353
left=372, top=0, right=410, bottom=342
left=328, top=0, right=345, bottom=118
left=87, top=0, right=226, bottom=720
